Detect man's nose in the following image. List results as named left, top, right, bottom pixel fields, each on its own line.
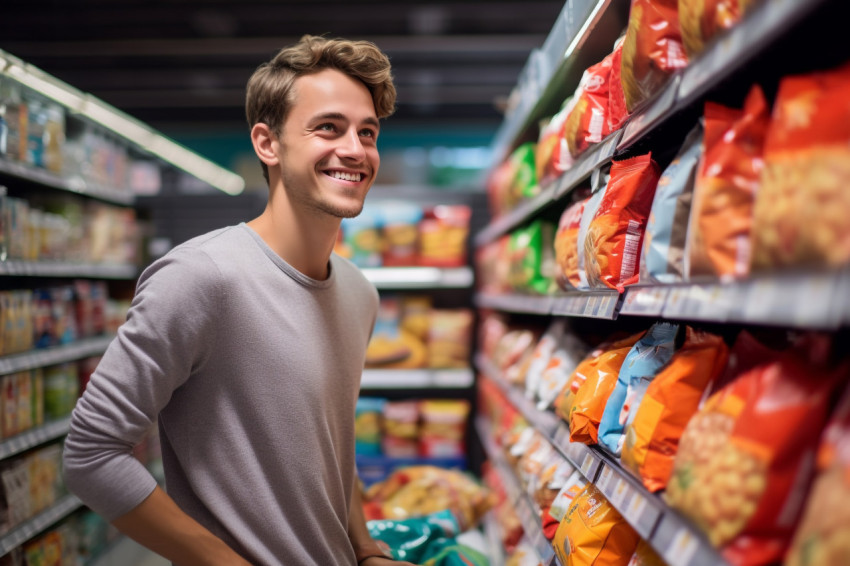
left=337, top=128, right=366, bottom=161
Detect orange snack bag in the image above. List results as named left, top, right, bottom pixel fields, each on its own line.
left=584, top=154, right=661, bottom=291
left=751, top=63, right=850, bottom=271
left=565, top=332, right=644, bottom=445
left=685, top=85, right=769, bottom=280
left=564, top=53, right=615, bottom=158
left=537, top=102, right=576, bottom=188
left=621, top=0, right=689, bottom=113
left=785, top=386, right=850, bottom=566
left=554, top=197, right=590, bottom=291
left=665, top=334, right=846, bottom=565
left=608, top=38, right=630, bottom=132
left=620, top=327, right=729, bottom=492
left=678, top=0, right=749, bottom=57
left=552, top=483, right=641, bottom=566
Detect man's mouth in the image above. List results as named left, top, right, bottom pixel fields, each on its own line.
left=326, top=170, right=364, bottom=182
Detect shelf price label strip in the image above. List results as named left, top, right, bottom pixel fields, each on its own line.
left=0, top=494, right=83, bottom=555
left=0, top=416, right=73, bottom=461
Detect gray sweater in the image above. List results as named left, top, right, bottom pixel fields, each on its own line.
left=63, top=223, right=379, bottom=565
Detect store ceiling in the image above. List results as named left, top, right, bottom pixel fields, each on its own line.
left=1, top=0, right=566, bottom=136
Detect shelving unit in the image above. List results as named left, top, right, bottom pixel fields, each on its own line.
left=473, top=0, right=847, bottom=564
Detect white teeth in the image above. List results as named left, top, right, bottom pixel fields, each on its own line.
left=330, top=171, right=361, bottom=182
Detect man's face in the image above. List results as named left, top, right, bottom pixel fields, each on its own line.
left=276, top=68, right=380, bottom=219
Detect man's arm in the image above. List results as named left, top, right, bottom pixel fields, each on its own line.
left=112, top=486, right=252, bottom=566
left=348, top=485, right=415, bottom=566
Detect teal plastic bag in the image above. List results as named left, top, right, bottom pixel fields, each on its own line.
left=368, top=510, right=487, bottom=565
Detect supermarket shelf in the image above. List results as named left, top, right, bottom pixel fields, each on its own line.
left=475, top=290, right=621, bottom=320
left=0, top=335, right=115, bottom=376
left=0, top=494, right=83, bottom=555
left=0, top=260, right=138, bottom=279
left=620, top=269, right=850, bottom=330
left=0, top=157, right=134, bottom=206
left=360, top=368, right=474, bottom=389
left=475, top=416, right=557, bottom=566
left=0, top=416, right=72, bottom=460
left=478, top=360, right=728, bottom=566
left=361, top=266, right=474, bottom=289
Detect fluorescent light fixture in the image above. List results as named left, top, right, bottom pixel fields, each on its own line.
left=1, top=49, right=244, bottom=195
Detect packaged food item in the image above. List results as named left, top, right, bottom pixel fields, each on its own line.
left=418, top=205, right=471, bottom=268
left=785, top=386, right=850, bottom=566
left=419, top=400, right=470, bottom=458
left=678, top=0, right=749, bottom=57
left=340, top=206, right=383, bottom=267
left=548, top=469, right=589, bottom=522
left=608, top=38, right=630, bottom=132
left=640, top=124, right=702, bottom=284
left=536, top=101, right=576, bottom=188
left=507, top=143, right=540, bottom=208
left=575, top=179, right=608, bottom=290
left=627, top=539, right=666, bottom=566
left=536, top=332, right=588, bottom=412
left=620, top=327, right=728, bottom=492
left=665, top=334, right=846, bottom=564
left=507, top=220, right=557, bottom=295
left=621, top=0, right=688, bottom=112
left=524, top=319, right=566, bottom=403
left=427, top=309, right=472, bottom=369
left=552, top=483, right=641, bottom=565
left=380, top=201, right=423, bottom=266
left=598, top=322, right=679, bottom=456
left=564, top=53, right=616, bottom=158
left=382, top=401, right=420, bottom=458
left=366, top=296, right=427, bottom=369
left=565, top=332, right=645, bottom=445
left=554, top=197, right=590, bottom=291
left=751, top=63, right=850, bottom=271
left=356, top=397, right=386, bottom=456
left=584, top=154, right=661, bottom=291
left=685, top=85, right=769, bottom=280
left=486, top=159, right=516, bottom=219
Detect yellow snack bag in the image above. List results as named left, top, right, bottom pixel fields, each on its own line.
left=553, top=483, right=641, bottom=565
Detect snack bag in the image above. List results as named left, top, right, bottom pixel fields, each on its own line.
left=548, top=469, right=589, bottom=522
left=627, top=539, right=666, bottom=566
left=598, top=322, right=679, bottom=456
left=381, top=201, right=424, bottom=266
left=382, top=401, right=420, bottom=458
left=356, top=397, right=386, bottom=456
left=621, top=0, right=689, bottom=113
left=584, top=154, right=661, bottom=291
left=608, top=38, right=630, bottom=132
left=427, top=309, right=472, bottom=369
left=678, top=0, right=749, bottom=57
left=620, top=327, right=728, bottom=492
left=524, top=319, right=567, bottom=402
left=419, top=400, right=470, bottom=458
left=340, top=206, right=383, bottom=267
left=785, top=386, right=850, bottom=566
left=552, top=483, right=641, bottom=566
left=575, top=183, right=608, bottom=290
left=640, top=124, right=702, bottom=284
left=419, top=205, right=471, bottom=268
left=566, top=332, right=645, bottom=445
left=685, top=85, right=769, bottom=281
left=751, top=63, right=850, bottom=271
left=487, top=159, right=517, bottom=218
left=554, top=197, right=590, bottom=291
left=537, top=101, right=576, bottom=187
left=665, top=334, right=846, bottom=564
left=507, top=220, right=557, bottom=295
left=536, top=333, right=589, bottom=412
left=366, top=296, right=427, bottom=369
left=564, top=53, right=615, bottom=158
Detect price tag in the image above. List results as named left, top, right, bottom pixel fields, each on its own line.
left=580, top=452, right=595, bottom=478
left=620, top=287, right=668, bottom=316
left=610, top=479, right=630, bottom=508
left=663, top=528, right=699, bottom=566
left=597, top=465, right=616, bottom=494
left=625, top=491, right=648, bottom=526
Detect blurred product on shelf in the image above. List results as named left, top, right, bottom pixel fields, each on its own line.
left=0, top=441, right=64, bottom=532
left=750, top=63, right=850, bottom=271
left=678, top=0, right=750, bottom=57
left=337, top=201, right=472, bottom=269
left=364, top=295, right=472, bottom=370
left=355, top=397, right=471, bottom=462
left=684, top=84, right=769, bottom=281
left=536, top=102, right=575, bottom=189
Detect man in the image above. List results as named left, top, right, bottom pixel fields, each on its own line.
left=64, top=35, right=415, bottom=566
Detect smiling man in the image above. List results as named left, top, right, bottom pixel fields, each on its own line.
left=63, top=36, right=414, bottom=566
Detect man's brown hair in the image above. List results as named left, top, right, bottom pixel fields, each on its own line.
left=246, top=35, right=396, bottom=184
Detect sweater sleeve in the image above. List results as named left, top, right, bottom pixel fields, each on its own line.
left=63, top=247, right=222, bottom=520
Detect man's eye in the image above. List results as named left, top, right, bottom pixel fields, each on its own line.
left=318, top=123, right=336, bottom=132
left=360, top=129, right=376, bottom=138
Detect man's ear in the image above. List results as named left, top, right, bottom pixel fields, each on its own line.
left=251, top=123, right=280, bottom=167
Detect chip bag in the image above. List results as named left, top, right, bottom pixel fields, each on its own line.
left=665, top=334, right=846, bottom=564
left=678, top=0, right=750, bottom=57
left=566, top=332, right=645, bottom=445
left=750, top=62, right=850, bottom=271
left=507, top=220, right=558, bottom=295
left=640, top=124, right=702, bottom=284
left=598, top=322, right=679, bottom=456
left=620, top=327, right=728, bottom=492
left=621, top=0, right=689, bottom=113
left=584, top=154, right=661, bottom=291
left=785, top=385, right=850, bottom=566
left=554, top=197, right=590, bottom=291
left=685, top=84, right=769, bottom=281
left=564, top=53, right=616, bottom=158
left=552, top=483, right=641, bottom=566
left=537, top=101, right=576, bottom=188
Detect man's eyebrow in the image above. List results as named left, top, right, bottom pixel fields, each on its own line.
left=311, top=112, right=380, bottom=129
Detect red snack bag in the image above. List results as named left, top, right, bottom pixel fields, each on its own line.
left=751, top=63, right=850, bottom=270
left=553, top=197, right=589, bottom=291
left=685, top=85, right=769, bottom=280
left=621, top=0, right=689, bottom=113
left=679, top=0, right=749, bottom=57
left=584, top=154, right=661, bottom=291
left=563, top=53, right=615, bottom=158
left=536, top=102, right=575, bottom=188
left=608, top=37, right=631, bottom=131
